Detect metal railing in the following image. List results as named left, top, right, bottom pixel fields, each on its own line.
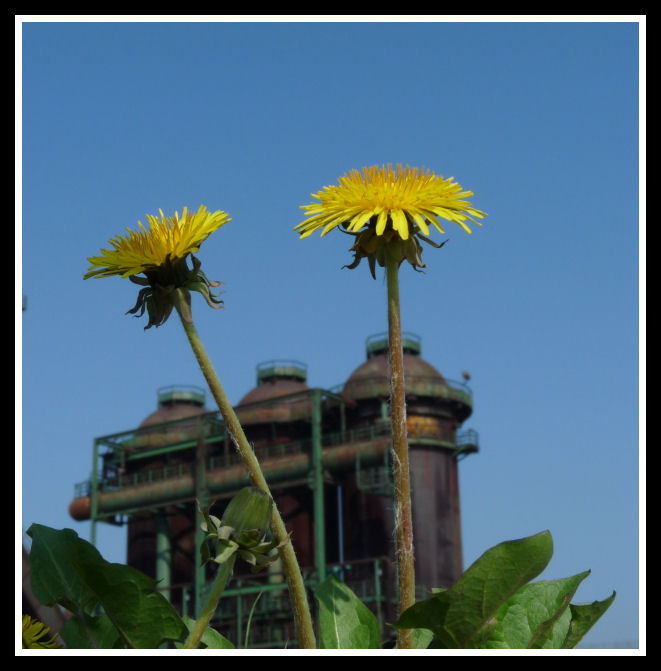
left=186, top=556, right=394, bottom=649
left=74, top=422, right=479, bottom=496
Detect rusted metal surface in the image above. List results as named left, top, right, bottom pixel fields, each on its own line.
left=74, top=333, right=479, bottom=636
left=235, top=360, right=312, bottom=425
left=342, top=348, right=473, bottom=421
left=127, top=399, right=208, bottom=452
left=409, top=447, right=463, bottom=589
left=71, top=438, right=392, bottom=518
left=127, top=505, right=197, bottom=589
left=343, top=352, right=444, bottom=400
left=68, top=496, right=91, bottom=521
left=237, top=381, right=312, bottom=425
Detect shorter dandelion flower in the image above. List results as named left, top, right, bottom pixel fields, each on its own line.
left=85, top=205, right=230, bottom=328
left=22, top=615, right=61, bottom=649
left=296, top=164, right=486, bottom=277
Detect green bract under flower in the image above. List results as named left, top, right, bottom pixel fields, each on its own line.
left=125, top=255, right=222, bottom=329
left=84, top=206, right=229, bottom=328
left=199, top=488, right=288, bottom=572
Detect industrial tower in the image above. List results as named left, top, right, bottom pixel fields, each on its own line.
left=69, top=333, right=478, bottom=648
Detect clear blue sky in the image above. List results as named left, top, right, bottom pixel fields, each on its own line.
left=19, top=18, right=642, bottom=648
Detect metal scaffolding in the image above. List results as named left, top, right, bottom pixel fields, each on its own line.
left=71, top=342, right=479, bottom=647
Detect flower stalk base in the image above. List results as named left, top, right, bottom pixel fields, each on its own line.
left=385, top=254, right=416, bottom=650
left=172, top=289, right=316, bottom=649
left=183, top=555, right=236, bottom=649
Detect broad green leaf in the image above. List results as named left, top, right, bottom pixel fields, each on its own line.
left=315, top=575, right=381, bottom=649
left=27, top=524, right=101, bottom=615
left=27, top=524, right=188, bottom=649
left=562, top=591, right=617, bottom=649
left=60, top=612, right=123, bottom=649
left=482, top=571, right=591, bottom=648
left=413, top=627, right=434, bottom=649
left=395, top=530, right=554, bottom=648
left=174, top=616, right=235, bottom=649
left=81, top=562, right=188, bottom=648
left=395, top=596, right=451, bottom=645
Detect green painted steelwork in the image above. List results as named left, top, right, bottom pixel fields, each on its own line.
left=310, top=389, right=325, bottom=585
left=75, top=418, right=479, bottom=521
left=344, top=374, right=473, bottom=409
left=194, top=419, right=209, bottom=617
left=157, top=385, right=206, bottom=408
left=155, top=511, right=171, bottom=603
left=356, top=449, right=393, bottom=495
left=201, top=556, right=393, bottom=648
left=90, top=439, right=99, bottom=546
left=77, top=377, right=479, bottom=647
left=84, top=437, right=393, bottom=519
left=256, top=360, right=307, bottom=384
left=366, top=331, right=421, bottom=358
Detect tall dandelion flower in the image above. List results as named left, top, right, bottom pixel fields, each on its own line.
left=85, top=205, right=230, bottom=328
left=296, top=163, right=486, bottom=277
left=296, top=164, right=485, bottom=649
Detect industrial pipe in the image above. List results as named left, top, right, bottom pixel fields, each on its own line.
left=69, top=438, right=392, bottom=521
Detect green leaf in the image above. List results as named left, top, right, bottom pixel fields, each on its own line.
left=562, top=591, right=617, bottom=649
left=482, top=571, right=591, bottom=648
left=27, top=524, right=188, bottom=649
left=27, top=524, right=101, bottom=615
left=396, top=530, right=554, bottom=648
left=213, top=539, right=239, bottom=564
left=315, top=575, right=381, bottom=649
left=412, top=627, right=434, bottom=649
left=60, top=612, right=123, bottom=649
left=174, top=616, right=235, bottom=649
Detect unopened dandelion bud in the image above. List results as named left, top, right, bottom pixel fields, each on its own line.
left=220, top=486, right=273, bottom=544
left=199, top=488, right=284, bottom=571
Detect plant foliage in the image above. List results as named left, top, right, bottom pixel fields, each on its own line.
left=25, top=525, right=614, bottom=650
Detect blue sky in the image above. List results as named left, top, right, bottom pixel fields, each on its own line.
left=19, top=18, right=642, bottom=649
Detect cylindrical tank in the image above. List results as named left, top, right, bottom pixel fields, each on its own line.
left=236, top=361, right=316, bottom=567
left=126, top=386, right=208, bottom=592
left=236, top=361, right=312, bottom=445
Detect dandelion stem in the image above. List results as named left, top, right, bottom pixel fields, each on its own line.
left=385, top=255, right=415, bottom=649
left=183, top=555, right=236, bottom=649
left=172, top=289, right=317, bottom=649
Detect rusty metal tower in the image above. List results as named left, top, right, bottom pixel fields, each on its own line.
left=69, top=333, right=478, bottom=647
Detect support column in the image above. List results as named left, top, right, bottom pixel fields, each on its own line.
left=155, top=510, right=172, bottom=603
left=311, top=389, right=326, bottom=584
left=90, top=439, right=99, bottom=546
left=194, top=419, right=208, bottom=616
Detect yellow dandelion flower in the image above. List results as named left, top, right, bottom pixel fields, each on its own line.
left=22, top=615, right=61, bottom=649
left=295, top=164, right=486, bottom=277
left=85, top=205, right=230, bottom=279
left=85, top=205, right=230, bottom=329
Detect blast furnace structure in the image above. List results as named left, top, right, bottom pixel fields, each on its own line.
left=69, top=333, right=478, bottom=647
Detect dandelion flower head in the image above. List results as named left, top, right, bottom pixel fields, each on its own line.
left=296, top=164, right=485, bottom=241
left=295, top=164, right=486, bottom=276
left=84, top=205, right=229, bottom=328
left=85, top=205, right=230, bottom=280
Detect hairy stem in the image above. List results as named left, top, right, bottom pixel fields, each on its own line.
left=183, top=555, right=236, bottom=649
left=385, top=256, right=415, bottom=649
left=172, top=289, right=317, bottom=649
